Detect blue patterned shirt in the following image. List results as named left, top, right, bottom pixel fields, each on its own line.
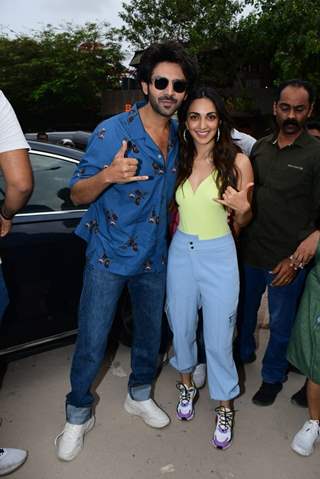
left=70, top=102, right=178, bottom=275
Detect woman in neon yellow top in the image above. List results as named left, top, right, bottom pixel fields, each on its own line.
left=166, top=86, right=254, bottom=450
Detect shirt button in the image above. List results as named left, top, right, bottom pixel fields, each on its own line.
left=158, top=154, right=162, bottom=159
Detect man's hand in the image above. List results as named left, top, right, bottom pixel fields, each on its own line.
left=289, top=230, right=320, bottom=269
left=105, top=140, right=149, bottom=184
left=271, top=258, right=297, bottom=286
left=0, top=214, right=12, bottom=237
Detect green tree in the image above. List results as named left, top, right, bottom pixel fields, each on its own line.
left=120, top=0, right=320, bottom=95
left=241, top=0, right=320, bottom=90
left=119, top=0, right=245, bottom=86
left=0, top=23, right=125, bottom=130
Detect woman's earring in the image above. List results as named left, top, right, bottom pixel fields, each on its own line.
left=216, top=128, right=220, bottom=143
left=183, top=129, right=188, bottom=143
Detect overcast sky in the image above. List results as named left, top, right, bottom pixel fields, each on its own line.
left=1, top=0, right=124, bottom=34
left=0, top=0, right=134, bottom=61
left=1, top=1, right=252, bottom=62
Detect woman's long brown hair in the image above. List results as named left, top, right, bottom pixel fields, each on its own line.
left=176, top=86, right=241, bottom=199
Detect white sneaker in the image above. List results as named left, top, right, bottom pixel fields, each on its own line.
left=291, top=420, right=320, bottom=456
left=55, top=416, right=95, bottom=461
left=212, top=406, right=235, bottom=450
left=124, top=394, right=170, bottom=428
left=176, top=382, right=198, bottom=421
left=192, top=363, right=207, bottom=389
left=0, top=448, right=27, bottom=476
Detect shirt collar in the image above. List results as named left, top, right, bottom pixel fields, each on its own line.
left=126, top=101, right=178, bottom=148
left=269, top=129, right=312, bottom=148
left=125, top=101, right=147, bottom=141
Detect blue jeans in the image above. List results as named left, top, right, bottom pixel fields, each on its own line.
left=237, top=263, right=307, bottom=384
left=66, top=263, right=166, bottom=424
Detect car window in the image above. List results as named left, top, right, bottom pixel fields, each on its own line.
left=0, top=152, right=85, bottom=213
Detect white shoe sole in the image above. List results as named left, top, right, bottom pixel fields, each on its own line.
left=0, top=452, right=28, bottom=476
left=291, top=443, right=313, bottom=456
left=56, top=416, right=95, bottom=462
left=291, top=435, right=320, bottom=457
left=124, top=398, right=170, bottom=429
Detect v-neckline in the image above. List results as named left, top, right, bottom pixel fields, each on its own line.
left=187, top=173, right=213, bottom=194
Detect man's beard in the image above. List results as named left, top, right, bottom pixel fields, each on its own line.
left=148, top=92, right=179, bottom=118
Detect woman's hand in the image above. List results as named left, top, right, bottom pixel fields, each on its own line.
left=215, top=182, right=254, bottom=214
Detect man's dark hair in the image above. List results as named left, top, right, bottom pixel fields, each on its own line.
left=137, top=41, right=198, bottom=94
left=275, top=79, right=316, bottom=104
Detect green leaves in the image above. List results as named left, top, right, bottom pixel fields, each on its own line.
left=0, top=23, right=125, bottom=130
left=119, top=0, right=320, bottom=96
left=119, top=0, right=244, bottom=49
left=241, top=0, right=320, bottom=89
left=118, top=0, right=244, bottom=87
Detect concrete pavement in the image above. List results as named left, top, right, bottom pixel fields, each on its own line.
left=1, top=329, right=318, bottom=479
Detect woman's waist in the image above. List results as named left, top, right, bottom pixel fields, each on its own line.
left=173, top=229, right=234, bottom=248
left=178, top=212, right=230, bottom=240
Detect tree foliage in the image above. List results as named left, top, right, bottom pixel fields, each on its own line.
left=119, top=0, right=243, bottom=49
left=242, top=0, right=320, bottom=91
left=119, top=0, right=245, bottom=86
left=0, top=23, right=125, bottom=130
left=120, top=0, right=320, bottom=96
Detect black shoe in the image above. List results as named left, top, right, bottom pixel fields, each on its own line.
left=291, top=380, right=308, bottom=408
left=252, top=381, right=283, bottom=406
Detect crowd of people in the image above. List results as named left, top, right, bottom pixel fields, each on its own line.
left=0, top=40, right=319, bottom=475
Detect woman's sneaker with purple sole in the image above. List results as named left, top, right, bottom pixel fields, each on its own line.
left=176, top=382, right=198, bottom=421
left=212, top=406, right=235, bottom=450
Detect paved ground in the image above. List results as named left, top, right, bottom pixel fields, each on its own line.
left=1, top=328, right=319, bottom=479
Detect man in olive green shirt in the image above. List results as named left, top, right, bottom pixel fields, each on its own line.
left=237, top=79, right=320, bottom=406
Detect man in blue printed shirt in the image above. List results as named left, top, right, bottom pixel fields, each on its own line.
left=55, top=41, right=198, bottom=461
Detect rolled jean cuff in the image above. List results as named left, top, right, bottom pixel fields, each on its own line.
left=66, top=403, right=92, bottom=425
left=262, top=374, right=286, bottom=384
left=129, top=384, right=151, bottom=401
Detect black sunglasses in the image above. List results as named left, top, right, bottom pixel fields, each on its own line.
left=151, top=76, right=187, bottom=93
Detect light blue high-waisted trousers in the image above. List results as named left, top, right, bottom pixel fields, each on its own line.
left=166, top=230, right=240, bottom=400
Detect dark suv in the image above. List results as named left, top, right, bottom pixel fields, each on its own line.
left=0, top=141, right=131, bottom=360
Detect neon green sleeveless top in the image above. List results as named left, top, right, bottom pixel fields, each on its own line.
left=176, top=172, right=230, bottom=240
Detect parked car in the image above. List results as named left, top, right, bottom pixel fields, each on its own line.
left=25, top=131, right=91, bottom=151
left=0, top=141, right=130, bottom=360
